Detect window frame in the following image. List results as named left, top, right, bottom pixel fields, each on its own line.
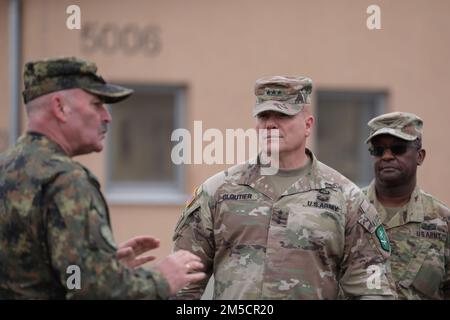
left=314, top=90, right=386, bottom=187
left=105, top=84, right=187, bottom=205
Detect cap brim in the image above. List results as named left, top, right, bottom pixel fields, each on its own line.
left=365, top=128, right=417, bottom=144
left=252, top=100, right=303, bottom=117
left=83, top=83, right=133, bottom=104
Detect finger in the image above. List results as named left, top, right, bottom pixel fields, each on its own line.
left=116, top=247, right=133, bottom=260
left=175, top=249, right=189, bottom=256
left=186, top=272, right=207, bottom=283
left=134, top=236, right=160, bottom=248
left=174, top=250, right=190, bottom=259
left=185, top=252, right=202, bottom=262
left=175, top=250, right=195, bottom=261
left=118, top=238, right=137, bottom=250
left=119, top=236, right=160, bottom=252
left=134, top=243, right=160, bottom=256
left=129, top=255, right=157, bottom=268
left=187, top=261, right=204, bottom=271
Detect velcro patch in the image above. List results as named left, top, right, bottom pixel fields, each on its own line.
left=358, top=200, right=381, bottom=233
left=220, top=193, right=258, bottom=201
left=185, top=185, right=202, bottom=209
left=375, top=225, right=391, bottom=252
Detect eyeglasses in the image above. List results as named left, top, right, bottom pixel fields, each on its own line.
left=369, top=145, right=418, bottom=157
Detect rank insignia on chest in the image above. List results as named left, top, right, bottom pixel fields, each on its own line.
left=271, top=208, right=289, bottom=227
left=316, top=189, right=330, bottom=202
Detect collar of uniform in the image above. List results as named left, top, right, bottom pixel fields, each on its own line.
left=78, top=163, right=101, bottom=189
left=20, top=132, right=68, bottom=156
left=282, top=149, right=326, bottom=196
left=366, top=180, right=424, bottom=229
left=403, top=185, right=425, bottom=223
left=365, top=181, right=390, bottom=227
left=236, top=158, right=276, bottom=200
left=20, top=132, right=102, bottom=188
left=237, top=148, right=326, bottom=200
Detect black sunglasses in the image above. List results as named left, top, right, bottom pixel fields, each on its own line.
left=369, top=145, right=417, bottom=157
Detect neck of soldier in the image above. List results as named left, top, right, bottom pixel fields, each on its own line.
left=375, top=176, right=416, bottom=207
left=27, top=120, right=74, bottom=157
left=278, top=146, right=309, bottom=169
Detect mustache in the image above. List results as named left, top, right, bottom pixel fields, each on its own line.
left=99, top=124, right=108, bottom=134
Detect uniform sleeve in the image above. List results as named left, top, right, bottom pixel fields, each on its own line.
left=44, top=170, right=170, bottom=299
left=172, top=185, right=214, bottom=299
left=443, top=214, right=450, bottom=299
left=339, top=194, right=396, bottom=300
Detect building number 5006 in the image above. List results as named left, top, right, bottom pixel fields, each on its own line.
left=81, top=22, right=161, bottom=56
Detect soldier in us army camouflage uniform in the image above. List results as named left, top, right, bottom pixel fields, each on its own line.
left=363, top=112, right=450, bottom=299
left=173, top=76, right=395, bottom=299
left=0, top=57, right=205, bottom=299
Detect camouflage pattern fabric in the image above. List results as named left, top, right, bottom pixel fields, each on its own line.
left=22, top=56, right=133, bottom=104
left=173, top=149, right=394, bottom=299
left=363, top=182, right=450, bottom=299
left=253, top=75, right=313, bottom=116
left=365, top=112, right=423, bottom=143
left=0, top=133, right=170, bottom=299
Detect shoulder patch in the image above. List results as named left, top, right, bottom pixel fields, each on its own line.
left=185, top=185, right=202, bottom=209
left=358, top=199, right=391, bottom=253
left=173, top=188, right=202, bottom=241
left=375, top=225, right=391, bottom=252
left=357, top=199, right=381, bottom=233
left=360, top=199, right=370, bottom=213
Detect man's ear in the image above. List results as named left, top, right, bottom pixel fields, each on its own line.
left=304, top=114, right=314, bottom=138
left=417, top=149, right=426, bottom=166
left=50, top=94, right=68, bottom=123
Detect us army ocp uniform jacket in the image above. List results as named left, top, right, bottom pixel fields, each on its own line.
left=364, top=182, right=450, bottom=299
left=174, top=149, right=394, bottom=299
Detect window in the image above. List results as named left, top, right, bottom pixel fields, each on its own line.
left=315, top=91, right=386, bottom=187
left=106, top=85, right=186, bottom=204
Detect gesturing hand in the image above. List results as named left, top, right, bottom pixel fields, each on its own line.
left=117, top=235, right=160, bottom=268
left=155, top=250, right=206, bottom=296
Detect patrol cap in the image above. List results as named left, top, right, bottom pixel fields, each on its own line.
left=253, top=76, right=312, bottom=117
left=366, top=112, right=423, bottom=143
left=22, top=56, right=133, bottom=104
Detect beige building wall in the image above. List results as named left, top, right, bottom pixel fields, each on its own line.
left=4, top=0, right=450, bottom=262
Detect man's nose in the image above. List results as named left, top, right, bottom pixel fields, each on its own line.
left=264, top=114, right=278, bottom=129
left=381, top=148, right=395, bottom=160
left=102, top=105, right=112, bottom=123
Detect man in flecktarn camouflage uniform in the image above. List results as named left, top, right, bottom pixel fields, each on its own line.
left=0, top=57, right=205, bottom=299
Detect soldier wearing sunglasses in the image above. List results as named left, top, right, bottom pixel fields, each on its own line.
left=363, top=112, right=450, bottom=299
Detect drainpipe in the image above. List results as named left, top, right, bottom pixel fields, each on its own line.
left=9, top=0, right=21, bottom=146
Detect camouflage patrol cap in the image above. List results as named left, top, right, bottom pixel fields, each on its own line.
left=253, top=76, right=312, bottom=117
left=366, top=112, right=423, bottom=143
left=22, top=56, right=133, bottom=104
